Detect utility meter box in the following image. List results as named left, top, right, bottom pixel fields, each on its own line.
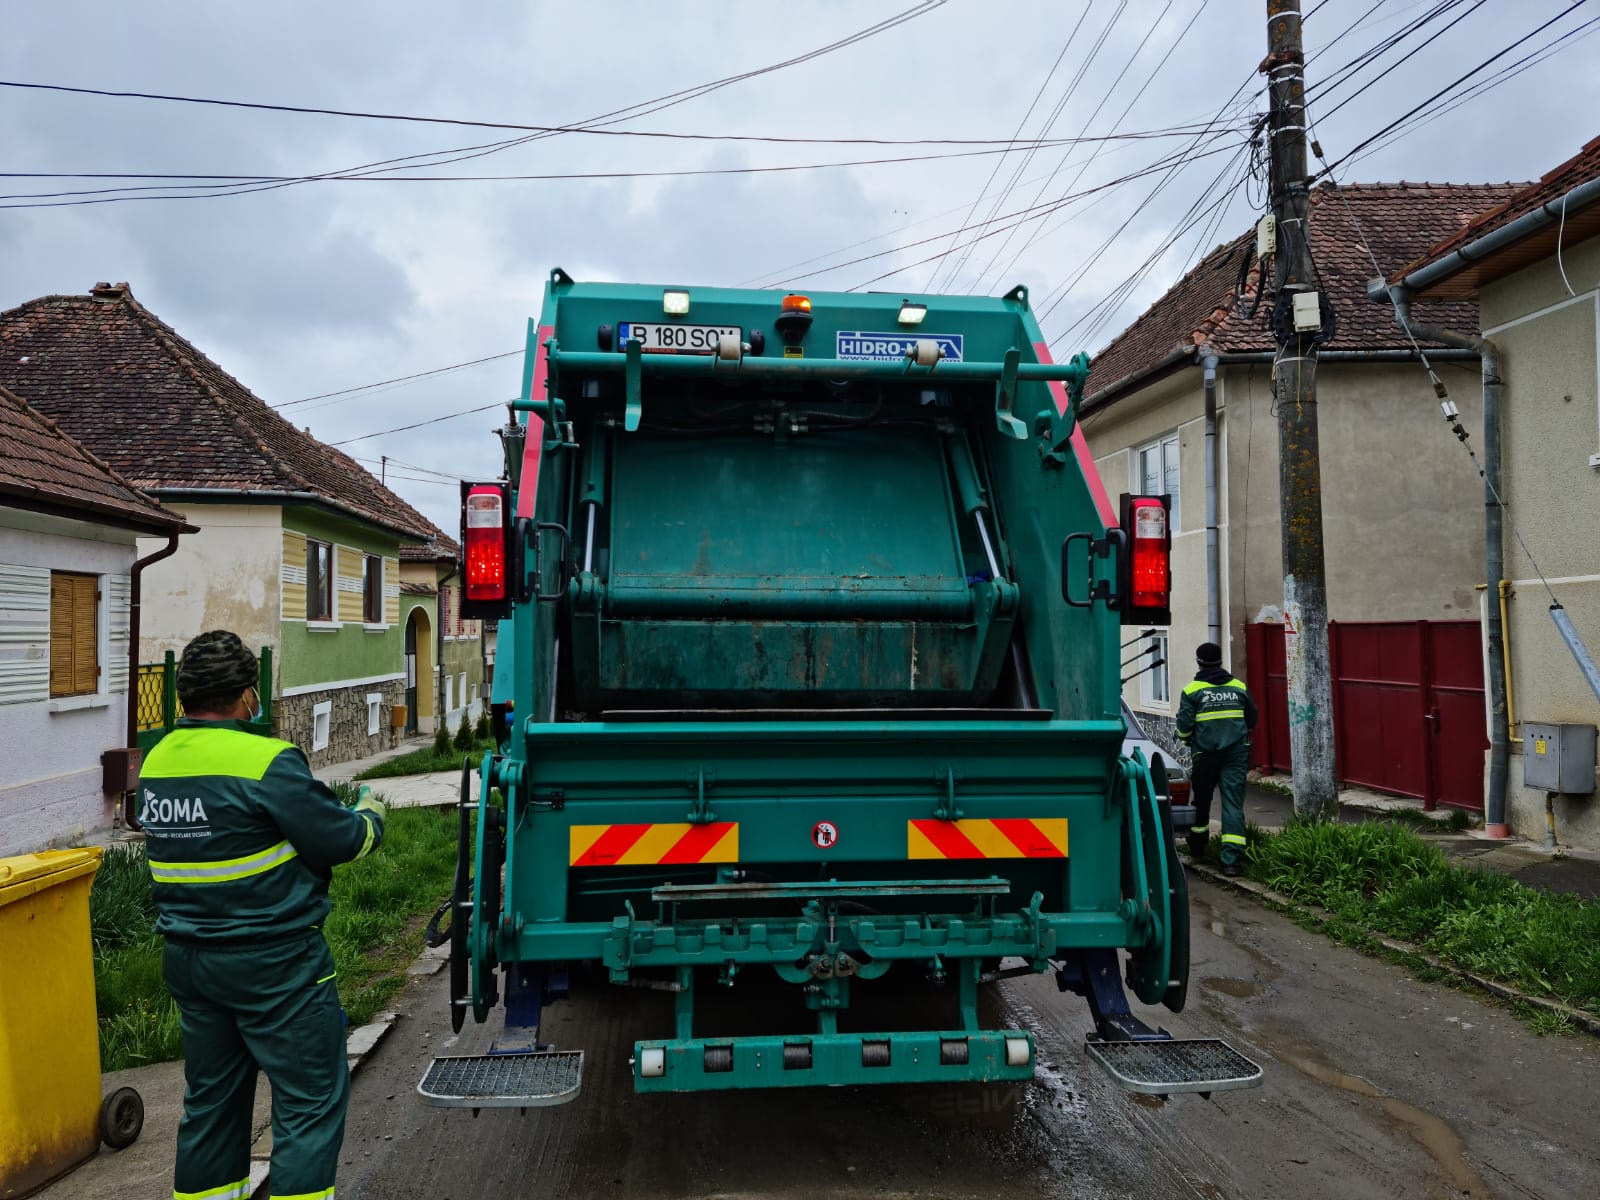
left=1523, top=722, right=1597, bottom=794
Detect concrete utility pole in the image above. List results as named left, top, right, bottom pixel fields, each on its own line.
left=1263, top=0, right=1337, bottom=821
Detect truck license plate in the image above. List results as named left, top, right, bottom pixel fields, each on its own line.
left=618, top=322, right=741, bottom=354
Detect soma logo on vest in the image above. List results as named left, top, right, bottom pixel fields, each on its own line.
left=1203, top=690, right=1237, bottom=704
left=140, top=787, right=209, bottom=827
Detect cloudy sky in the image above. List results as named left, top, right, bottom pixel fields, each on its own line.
left=3, top=1, right=1595, bottom=535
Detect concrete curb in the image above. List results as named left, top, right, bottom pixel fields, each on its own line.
left=1185, top=858, right=1600, bottom=1039
left=247, top=1011, right=399, bottom=1197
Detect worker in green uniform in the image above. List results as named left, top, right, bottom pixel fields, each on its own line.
left=1176, top=641, right=1258, bottom=877
left=138, top=630, right=387, bottom=1200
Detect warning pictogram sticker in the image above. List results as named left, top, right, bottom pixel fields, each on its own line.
left=812, top=821, right=839, bottom=849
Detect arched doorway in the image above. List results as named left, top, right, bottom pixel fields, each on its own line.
left=405, top=605, right=435, bottom=733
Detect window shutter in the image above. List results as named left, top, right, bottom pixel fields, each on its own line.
left=0, top=563, right=51, bottom=705
left=49, top=573, right=74, bottom=696
left=73, top=575, right=99, bottom=694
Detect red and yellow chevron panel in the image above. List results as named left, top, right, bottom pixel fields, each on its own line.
left=569, top=822, right=739, bottom=867
left=907, top=818, right=1068, bottom=860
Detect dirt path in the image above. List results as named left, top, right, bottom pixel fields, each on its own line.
left=334, top=878, right=1599, bottom=1199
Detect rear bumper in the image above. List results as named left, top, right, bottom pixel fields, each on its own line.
left=634, top=1029, right=1034, bottom=1092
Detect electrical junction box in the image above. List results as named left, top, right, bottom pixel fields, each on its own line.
left=1523, top=722, right=1597, bottom=794
left=1292, top=290, right=1322, bottom=332
left=1256, top=214, right=1277, bottom=257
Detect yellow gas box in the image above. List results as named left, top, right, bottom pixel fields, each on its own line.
left=0, top=847, right=106, bottom=1197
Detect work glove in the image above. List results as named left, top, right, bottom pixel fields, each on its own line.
left=354, top=785, right=388, bottom=823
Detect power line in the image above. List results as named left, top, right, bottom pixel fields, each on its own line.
left=4, top=2, right=951, bottom=211
left=1, top=76, right=1162, bottom=150
left=278, top=351, right=521, bottom=409
left=976, top=0, right=1208, bottom=295
left=1318, top=1, right=1591, bottom=178
left=0, top=135, right=1237, bottom=210
left=330, top=401, right=511, bottom=447
left=956, top=0, right=1137, bottom=293
left=922, top=17, right=1083, bottom=292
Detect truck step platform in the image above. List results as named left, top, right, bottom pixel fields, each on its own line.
left=1084, top=1037, right=1261, bottom=1095
left=417, top=1051, right=583, bottom=1109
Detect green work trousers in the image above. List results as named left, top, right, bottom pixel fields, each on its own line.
left=1190, top=740, right=1252, bottom=867
left=163, top=932, right=348, bottom=1200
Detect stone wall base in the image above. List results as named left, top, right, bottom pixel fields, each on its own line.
left=275, top=680, right=407, bottom=770
left=1132, top=710, right=1190, bottom=771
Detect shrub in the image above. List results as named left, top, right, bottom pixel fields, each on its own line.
left=476, top=710, right=491, bottom=740
left=433, top=725, right=451, bottom=756
left=454, top=712, right=473, bottom=751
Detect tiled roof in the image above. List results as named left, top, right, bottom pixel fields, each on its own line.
left=400, top=531, right=459, bottom=562
left=399, top=580, right=437, bottom=596
left=1396, top=136, right=1600, bottom=297
left=0, top=384, right=191, bottom=532
left=1085, top=183, right=1526, bottom=407
left=0, top=284, right=432, bottom=540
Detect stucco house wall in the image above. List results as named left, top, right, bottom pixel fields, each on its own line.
left=1478, top=236, right=1600, bottom=845
left=1, top=512, right=135, bottom=853
left=134, top=503, right=283, bottom=666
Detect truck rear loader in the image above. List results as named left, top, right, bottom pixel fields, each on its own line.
left=418, top=270, right=1261, bottom=1109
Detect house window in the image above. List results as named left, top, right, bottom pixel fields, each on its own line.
left=1136, top=434, right=1180, bottom=531
left=306, top=539, right=333, bottom=621
left=366, top=692, right=382, bottom=736
left=1138, top=631, right=1170, bottom=708
left=312, top=700, right=332, bottom=751
left=49, top=571, right=99, bottom=698
left=363, top=554, right=384, bottom=624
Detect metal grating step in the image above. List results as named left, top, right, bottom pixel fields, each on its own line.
left=1085, top=1037, right=1262, bottom=1095
left=417, top=1051, right=584, bottom=1109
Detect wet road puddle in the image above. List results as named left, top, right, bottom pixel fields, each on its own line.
left=1262, top=1032, right=1490, bottom=1198
left=1201, top=976, right=1262, bottom=999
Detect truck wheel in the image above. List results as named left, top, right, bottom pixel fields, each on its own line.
left=100, top=1087, right=143, bottom=1149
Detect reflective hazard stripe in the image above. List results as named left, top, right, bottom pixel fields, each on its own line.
left=149, top=840, right=298, bottom=884
left=1190, top=825, right=1209, bottom=834
left=271, top=1190, right=335, bottom=1199
left=1196, top=709, right=1245, bottom=721
left=354, top=812, right=378, bottom=860
left=173, top=1179, right=250, bottom=1200
left=1220, top=833, right=1248, bottom=845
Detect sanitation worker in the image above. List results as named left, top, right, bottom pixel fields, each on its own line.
left=1176, top=641, right=1258, bottom=877
left=138, top=629, right=386, bottom=1200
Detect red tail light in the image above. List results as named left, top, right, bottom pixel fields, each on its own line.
left=464, top=486, right=506, bottom=602
left=1128, top=497, right=1170, bottom=612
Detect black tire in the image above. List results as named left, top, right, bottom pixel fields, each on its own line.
left=100, top=1086, right=143, bottom=1149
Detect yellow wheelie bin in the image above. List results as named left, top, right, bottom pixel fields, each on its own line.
left=0, top=847, right=143, bottom=1197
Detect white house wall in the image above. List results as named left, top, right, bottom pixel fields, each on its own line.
left=135, top=504, right=283, bottom=678
left=1478, top=235, right=1600, bottom=847
left=0, top=510, right=139, bottom=853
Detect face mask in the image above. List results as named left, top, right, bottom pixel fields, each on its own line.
left=246, top=688, right=263, bottom=723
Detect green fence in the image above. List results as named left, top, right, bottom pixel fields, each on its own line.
left=135, top=646, right=273, bottom=751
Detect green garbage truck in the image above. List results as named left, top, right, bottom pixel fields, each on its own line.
left=418, top=270, right=1260, bottom=1108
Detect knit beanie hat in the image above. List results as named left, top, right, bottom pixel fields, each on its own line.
left=1196, top=641, right=1223, bottom=666
left=177, top=630, right=258, bottom=709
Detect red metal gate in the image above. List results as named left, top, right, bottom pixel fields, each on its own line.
left=1245, top=620, right=1486, bottom=811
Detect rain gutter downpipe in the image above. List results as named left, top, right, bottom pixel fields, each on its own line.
left=1372, top=283, right=1509, bottom=837
left=1202, top=351, right=1222, bottom=646
left=124, top=529, right=184, bottom=830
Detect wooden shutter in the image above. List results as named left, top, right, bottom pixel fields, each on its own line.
left=49, top=572, right=99, bottom=697
left=384, top=556, right=400, bottom=626
left=337, top=545, right=364, bottom=624
left=0, top=563, right=51, bottom=705
left=281, top=529, right=307, bottom=620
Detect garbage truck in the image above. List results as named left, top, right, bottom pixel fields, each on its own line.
left=418, top=269, right=1261, bottom=1108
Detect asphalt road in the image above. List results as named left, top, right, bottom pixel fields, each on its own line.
left=335, top=877, right=1598, bottom=1199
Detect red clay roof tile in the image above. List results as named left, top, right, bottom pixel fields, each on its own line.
left=0, top=285, right=433, bottom=540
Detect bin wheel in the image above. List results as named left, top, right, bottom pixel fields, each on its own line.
left=100, top=1086, right=144, bottom=1149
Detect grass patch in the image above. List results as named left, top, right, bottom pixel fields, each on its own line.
left=1240, top=820, right=1600, bottom=1016
left=352, top=739, right=494, bottom=780
left=89, top=793, right=456, bottom=1069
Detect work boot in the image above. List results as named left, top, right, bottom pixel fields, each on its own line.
left=1186, top=831, right=1209, bottom=858
left=1222, top=861, right=1244, bottom=878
